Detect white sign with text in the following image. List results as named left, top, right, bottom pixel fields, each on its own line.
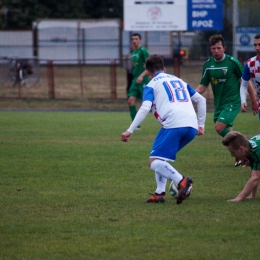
left=124, top=0, right=187, bottom=31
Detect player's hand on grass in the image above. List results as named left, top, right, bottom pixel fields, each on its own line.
left=121, top=131, right=132, bottom=142
left=227, top=198, right=243, bottom=202
left=246, top=195, right=255, bottom=199
left=227, top=198, right=238, bottom=202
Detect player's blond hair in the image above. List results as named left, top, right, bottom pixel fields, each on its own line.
left=222, top=131, right=248, bottom=149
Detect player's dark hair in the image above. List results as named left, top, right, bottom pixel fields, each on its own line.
left=209, top=34, right=225, bottom=47
left=132, top=33, right=141, bottom=40
left=145, top=55, right=164, bottom=74
left=222, top=131, right=248, bottom=149
left=254, top=33, right=260, bottom=40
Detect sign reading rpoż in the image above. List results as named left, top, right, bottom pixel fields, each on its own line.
left=123, top=0, right=223, bottom=31
left=187, top=0, right=223, bottom=31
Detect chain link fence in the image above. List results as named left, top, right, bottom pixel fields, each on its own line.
left=0, top=57, right=208, bottom=100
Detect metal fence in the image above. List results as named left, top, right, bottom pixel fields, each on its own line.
left=0, top=56, right=207, bottom=101
left=1, top=26, right=256, bottom=66
left=0, top=26, right=211, bottom=64
left=0, top=22, right=256, bottom=102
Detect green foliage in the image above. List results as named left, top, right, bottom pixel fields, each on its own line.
left=2, top=0, right=260, bottom=30
left=0, top=111, right=260, bottom=259
left=82, top=0, right=123, bottom=19
left=0, top=0, right=123, bottom=29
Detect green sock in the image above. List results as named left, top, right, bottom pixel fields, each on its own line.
left=129, top=106, right=137, bottom=121
left=219, top=128, right=230, bottom=137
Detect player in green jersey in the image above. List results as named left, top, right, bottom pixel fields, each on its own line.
left=128, top=33, right=150, bottom=129
left=196, top=34, right=258, bottom=166
left=222, top=131, right=260, bottom=202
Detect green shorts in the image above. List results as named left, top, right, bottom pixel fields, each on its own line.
left=214, top=104, right=240, bottom=127
left=128, top=81, right=144, bottom=100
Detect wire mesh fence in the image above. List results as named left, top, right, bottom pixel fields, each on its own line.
left=0, top=57, right=208, bottom=100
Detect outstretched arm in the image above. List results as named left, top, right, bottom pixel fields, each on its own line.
left=240, top=78, right=258, bottom=114
left=240, top=78, right=248, bottom=112
left=121, top=100, right=152, bottom=142
left=196, top=84, right=207, bottom=95
left=248, top=170, right=259, bottom=198
left=136, top=70, right=148, bottom=84
left=190, top=90, right=206, bottom=135
left=228, top=169, right=260, bottom=202
left=247, top=80, right=258, bottom=115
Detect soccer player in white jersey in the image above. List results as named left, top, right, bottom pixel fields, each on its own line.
left=121, top=55, right=206, bottom=204
left=240, top=33, right=260, bottom=133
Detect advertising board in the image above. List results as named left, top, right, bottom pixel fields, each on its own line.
left=123, top=0, right=223, bottom=31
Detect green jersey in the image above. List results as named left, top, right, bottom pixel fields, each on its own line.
left=131, top=46, right=150, bottom=85
left=248, top=134, right=260, bottom=170
left=200, top=54, right=243, bottom=109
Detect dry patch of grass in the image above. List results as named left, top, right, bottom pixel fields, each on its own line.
left=0, top=63, right=216, bottom=110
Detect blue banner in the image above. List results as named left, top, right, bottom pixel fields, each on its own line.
left=187, top=0, right=223, bottom=31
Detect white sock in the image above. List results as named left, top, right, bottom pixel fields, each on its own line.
left=150, top=159, right=183, bottom=185
left=155, top=172, right=167, bottom=194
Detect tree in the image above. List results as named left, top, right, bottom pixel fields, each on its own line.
left=82, top=0, right=123, bottom=19
left=0, top=0, right=123, bottom=30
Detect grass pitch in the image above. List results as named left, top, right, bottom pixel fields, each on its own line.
left=0, top=111, right=260, bottom=260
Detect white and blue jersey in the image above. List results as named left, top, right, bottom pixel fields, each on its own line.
left=242, top=56, right=260, bottom=101
left=241, top=55, right=260, bottom=118
left=126, top=71, right=206, bottom=161
left=143, top=71, right=199, bottom=129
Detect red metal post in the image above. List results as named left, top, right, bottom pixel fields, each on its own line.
left=18, top=76, right=22, bottom=99
left=110, top=59, right=117, bottom=99
left=79, top=59, right=84, bottom=98
left=47, top=60, right=55, bottom=99
left=173, top=58, right=180, bottom=78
